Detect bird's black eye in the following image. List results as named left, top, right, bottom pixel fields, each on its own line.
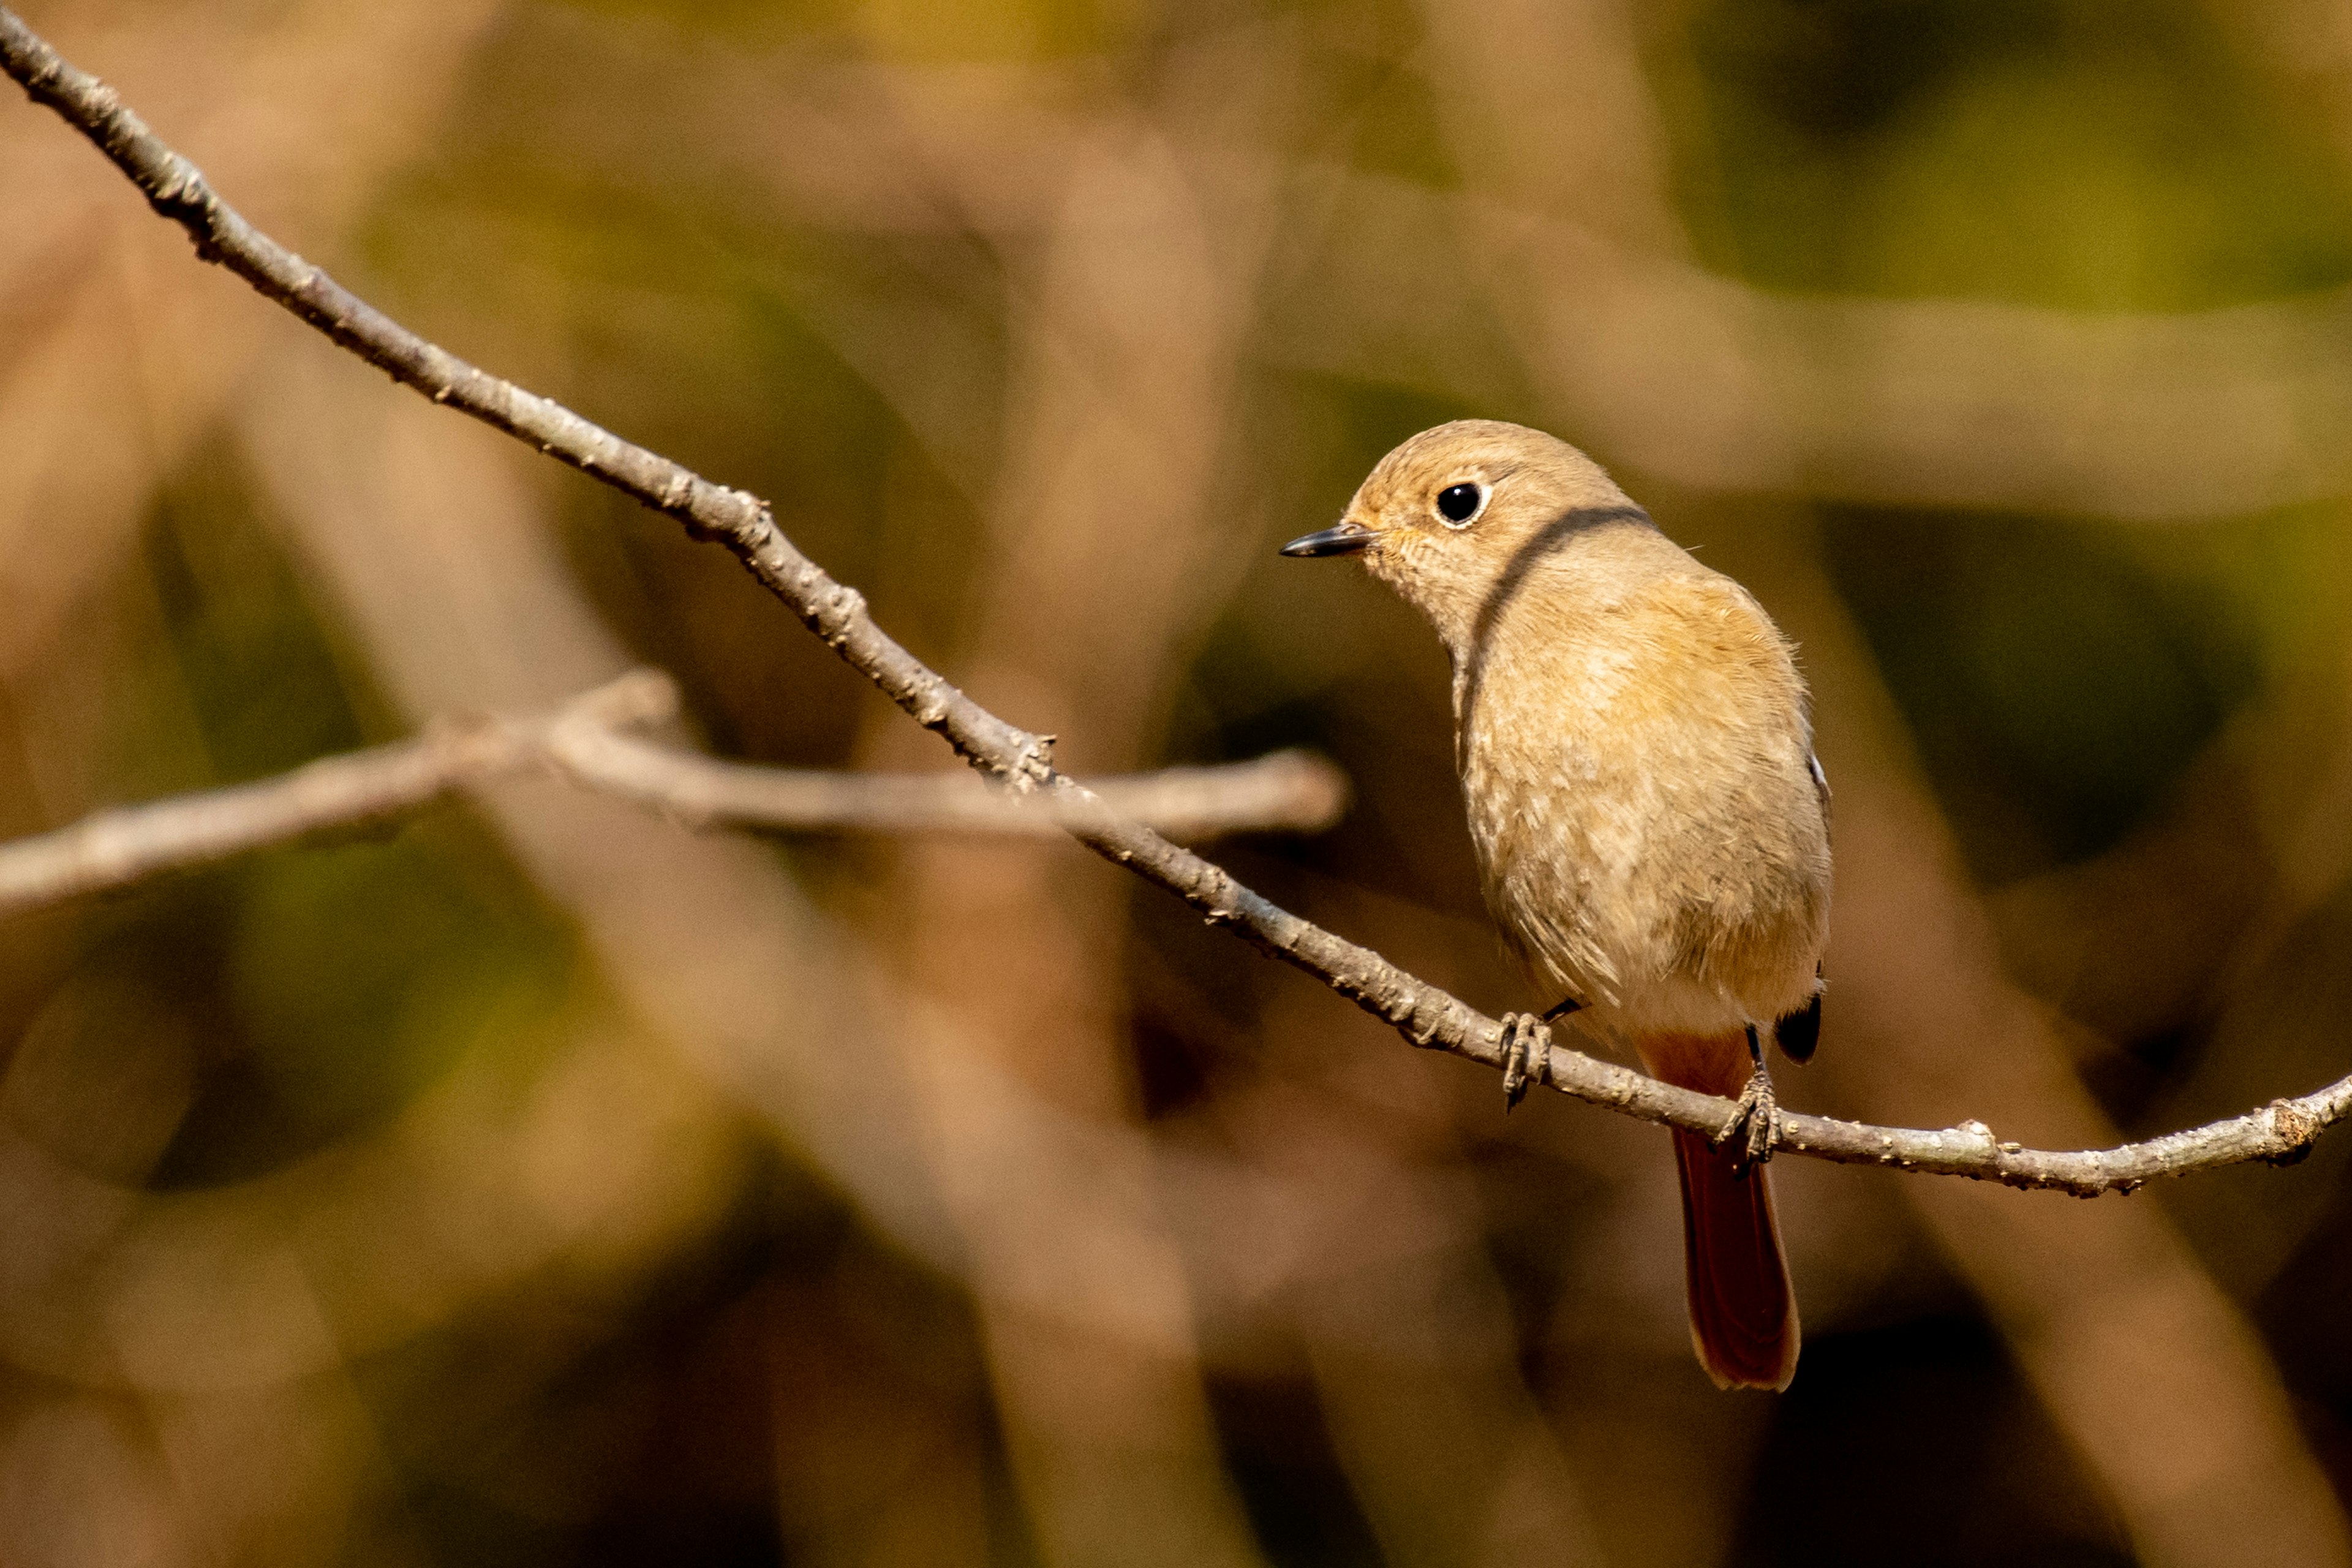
left=1436, top=482, right=1485, bottom=525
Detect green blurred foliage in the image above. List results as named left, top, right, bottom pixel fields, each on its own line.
left=1826, top=506, right=2261, bottom=878
left=1686, top=0, right=2352, bottom=307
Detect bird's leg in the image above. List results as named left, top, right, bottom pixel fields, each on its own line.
left=1714, top=1023, right=1782, bottom=1170
left=1499, top=996, right=1579, bottom=1110
left=1498, top=1012, right=1554, bottom=1111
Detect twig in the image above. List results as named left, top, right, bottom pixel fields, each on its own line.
left=0, top=670, right=1350, bottom=918
left=555, top=726, right=1345, bottom=840
left=0, top=706, right=522, bottom=917
left=4, top=6, right=2346, bottom=1195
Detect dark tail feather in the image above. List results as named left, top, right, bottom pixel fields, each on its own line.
left=1776, top=985, right=1822, bottom=1063
left=1670, top=1129, right=1800, bottom=1391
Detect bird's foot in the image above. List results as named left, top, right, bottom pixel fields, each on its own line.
left=1714, top=1033, right=1782, bottom=1170
left=1498, top=1014, right=1553, bottom=1111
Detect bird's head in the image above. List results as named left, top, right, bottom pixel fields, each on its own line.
left=1281, top=420, right=1654, bottom=651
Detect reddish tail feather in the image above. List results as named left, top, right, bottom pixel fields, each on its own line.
left=1640, top=1031, right=1801, bottom=1390
left=1670, top=1128, right=1799, bottom=1390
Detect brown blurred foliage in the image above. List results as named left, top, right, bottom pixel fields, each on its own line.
left=9, top=1, right=2352, bottom=1564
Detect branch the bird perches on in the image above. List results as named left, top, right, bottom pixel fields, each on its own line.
left=2, top=4, right=2343, bottom=1197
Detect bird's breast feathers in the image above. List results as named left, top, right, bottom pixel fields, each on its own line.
left=1458, top=571, right=1829, bottom=1030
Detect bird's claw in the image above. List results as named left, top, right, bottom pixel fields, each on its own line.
left=1498, top=1013, right=1551, bottom=1111
left=1714, top=1059, right=1782, bottom=1169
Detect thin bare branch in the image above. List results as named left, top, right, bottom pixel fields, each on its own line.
left=4, top=7, right=2346, bottom=1196
left=0, top=704, right=519, bottom=916
left=0, top=669, right=1349, bottom=917
left=557, top=724, right=1346, bottom=840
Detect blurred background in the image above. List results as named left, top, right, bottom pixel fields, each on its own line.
left=6, top=0, right=2352, bottom=1562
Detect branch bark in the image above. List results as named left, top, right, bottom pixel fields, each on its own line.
left=0, top=670, right=1348, bottom=917
left=4, top=5, right=2345, bottom=1196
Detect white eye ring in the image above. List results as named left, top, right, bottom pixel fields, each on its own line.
left=1434, top=481, right=1488, bottom=529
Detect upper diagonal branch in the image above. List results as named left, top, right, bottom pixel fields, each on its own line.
left=4, top=5, right=2343, bottom=1196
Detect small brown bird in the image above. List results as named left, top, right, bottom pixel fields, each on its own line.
left=1283, top=420, right=1831, bottom=1390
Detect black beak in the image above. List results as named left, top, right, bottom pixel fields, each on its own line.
left=1281, top=521, right=1374, bottom=558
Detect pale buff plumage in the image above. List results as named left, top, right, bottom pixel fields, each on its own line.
left=1337, top=420, right=1828, bottom=1040
left=1285, top=419, right=1830, bottom=1390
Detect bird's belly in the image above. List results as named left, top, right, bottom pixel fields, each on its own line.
left=1465, top=743, right=1824, bottom=1032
